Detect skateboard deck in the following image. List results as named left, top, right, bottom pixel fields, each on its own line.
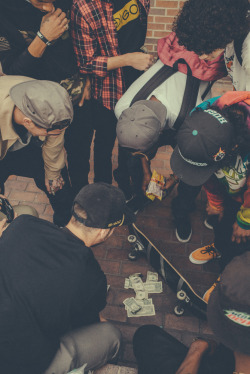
left=128, top=223, right=207, bottom=318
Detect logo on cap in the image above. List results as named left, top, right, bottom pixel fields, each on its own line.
left=204, top=109, right=228, bottom=124
left=213, top=147, right=226, bottom=162
left=224, top=309, right=250, bottom=327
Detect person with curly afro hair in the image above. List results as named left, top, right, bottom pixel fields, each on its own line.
left=173, top=0, right=250, bottom=90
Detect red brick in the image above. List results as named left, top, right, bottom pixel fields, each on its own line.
left=149, top=8, right=166, bottom=16
left=8, top=190, right=36, bottom=202
left=116, top=324, right=138, bottom=342
left=91, top=244, right=107, bottom=259
left=26, top=183, right=42, bottom=193
left=44, top=204, right=54, bottom=216
left=106, top=248, right=129, bottom=261
left=155, top=1, right=179, bottom=8
left=121, top=263, right=148, bottom=276
left=17, top=176, right=33, bottom=182
left=164, top=314, right=199, bottom=333
left=39, top=214, right=53, bottom=222
left=7, top=175, right=17, bottom=181
left=148, top=23, right=165, bottom=31
left=102, top=305, right=127, bottom=323
left=98, top=259, right=121, bottom=274
left=5, top=180, right=28, bottom=191
left=106, top=275, right=126, bottom=289
left=128, top=312, right=164, bottom=326
left=34, top=193, right=50, bottom=204
left=113, top=290, right=137, bottom=306
left=122, top=343, right=137, bottom=364
left=167, top=8, right=179, bottom=16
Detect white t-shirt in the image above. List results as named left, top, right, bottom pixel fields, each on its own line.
left=224, top=33, right=250, bottom=91
left=115, top=59, right=212, bottom=129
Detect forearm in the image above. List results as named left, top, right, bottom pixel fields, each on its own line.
left=107, top=54, right=130, bottom=71
left=27, top=36, right=47, bottom=58
left=176, top=341, right=209, bottom=374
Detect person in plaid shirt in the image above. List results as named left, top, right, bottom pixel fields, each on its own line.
left=70, top=0, right=153, bottom=189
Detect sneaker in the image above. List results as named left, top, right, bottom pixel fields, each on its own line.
left=204, top=215, right=218, bottom=230
left=126, top=195, right=151, bottom=214
left=203, top=276, right=221, bottom=303
left=175, top=220, right=192, bottom=243
left=189, top=243, right=221, bottom=264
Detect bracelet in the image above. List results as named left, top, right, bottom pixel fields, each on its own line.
left=37, top=31, right=52, bottom=46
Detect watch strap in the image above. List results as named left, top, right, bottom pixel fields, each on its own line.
left=37, top=30, right=52, bottom=46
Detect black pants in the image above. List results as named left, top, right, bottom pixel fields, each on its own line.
left=133, top=325, right=234, bottom=374
left=65, top=99, right=117, bottom=197
left=213, top=198, right=250, bottom=270
left=116, top=129, right=201, bottom=219
left=0, top=143, right=73, bottom=227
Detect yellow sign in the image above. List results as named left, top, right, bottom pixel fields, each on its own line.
left=113, top=0, right=140, bottom=31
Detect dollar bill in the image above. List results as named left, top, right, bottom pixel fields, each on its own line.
left=144, top=281, right=163, bottom=293
left=130, top=276, right=144, bottom=291
left=123, top=297, right=142, bottom=314
left=127, top=304, right=155, bottom=318
left=146, top=271, right=158, bottom=283
left=135, top=290, right=148, bottom=300
left=135, top=298, right=153, bottom=306
left=124, top=278, right=132, bottom=289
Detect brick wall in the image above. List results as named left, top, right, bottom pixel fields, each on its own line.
left=145, top=0, right=185, bottom=55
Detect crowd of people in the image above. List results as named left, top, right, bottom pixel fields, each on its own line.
left=0, top=0, right=249, bottom=373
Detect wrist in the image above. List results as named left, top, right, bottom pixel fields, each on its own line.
left=37, top=30, right=52, bottom=46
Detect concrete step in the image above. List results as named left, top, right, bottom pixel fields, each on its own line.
left=94, top=364, right=137, bottom=374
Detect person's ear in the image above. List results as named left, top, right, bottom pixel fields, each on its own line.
left=22, top=117, right=35, bottom=131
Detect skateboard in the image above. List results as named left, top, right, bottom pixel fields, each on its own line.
left=128, top=224, right=207, bottom=318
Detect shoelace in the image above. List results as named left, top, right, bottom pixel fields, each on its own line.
left=201, top=244, right=217, bottom=256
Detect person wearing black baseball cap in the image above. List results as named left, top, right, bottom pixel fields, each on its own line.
left=133, top=251, right=250, bottom=374
left=0, top=182, right=135, bottom=374
left=171, top=91, right=250, bottom=301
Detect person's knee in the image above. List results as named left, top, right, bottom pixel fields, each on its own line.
left=100, top=322, right=121, bottom=359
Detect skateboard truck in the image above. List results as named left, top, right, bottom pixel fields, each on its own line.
left=174, top=290, right=191, bottom=316
left=128, top=234, right=145, bottom=261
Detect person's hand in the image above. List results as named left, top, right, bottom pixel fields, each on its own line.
left=142, top=172, right=152, bottom=194
left=79, top=76, right=92, bottom=107
left=40, top=8, right=69, bottom=42
left=127, top=52, right=154, bottom=71
left=45, top=175, right=65, bottom=195
left=232, top=222, right=250, bottom=244
left=206, top=203, right=224, bottom=221
left=161, top=174, right=179, bottom=191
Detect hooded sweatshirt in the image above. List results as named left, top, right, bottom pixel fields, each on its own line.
left=203, top=91, right=250, bottom=230
left=0, top=75, right=66, bottom=180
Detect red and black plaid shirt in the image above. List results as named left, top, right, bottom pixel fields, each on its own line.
left=71, top=0, right=150, bottom=111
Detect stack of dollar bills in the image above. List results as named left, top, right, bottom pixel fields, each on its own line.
left=123, top=271, right=162, bottom=317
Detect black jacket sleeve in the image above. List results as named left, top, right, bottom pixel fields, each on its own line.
left=0, top=48, right=42, bottom=77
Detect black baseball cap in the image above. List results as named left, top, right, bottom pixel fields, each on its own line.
left=170, top=108, right=234, bottom=186
left=207, top=252, right=250, bottom=354
left=72, top=183, right=136, bottom=229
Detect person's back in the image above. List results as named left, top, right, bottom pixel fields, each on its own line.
left=0, top=214, right=106, bottom=373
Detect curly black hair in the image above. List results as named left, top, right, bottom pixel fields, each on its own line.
left=172, top=0, right=249, bottom=55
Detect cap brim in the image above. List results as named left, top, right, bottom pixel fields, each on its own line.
left=170, top=146, right=219, bottom=186
left=122, top=205, right=136, bottom=226
left=207, top=286, right=250, bottom=355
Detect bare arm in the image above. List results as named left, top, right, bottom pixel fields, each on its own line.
left=176, top=340, right=210, bottom=374
left=107, top=53, right=154, bottom=71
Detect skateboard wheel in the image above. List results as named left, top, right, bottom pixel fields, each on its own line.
left=177, top=290, right=187, bottom=301
left=128, top=235, right=137, bottom=243
left=128, top=250, right=137, bottom=261
left=174, top=305, right=184, bottom=316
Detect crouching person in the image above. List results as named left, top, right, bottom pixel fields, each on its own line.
left=0, top=183, right=135, bottom=373
left=0, top=75, right=74, bottom=226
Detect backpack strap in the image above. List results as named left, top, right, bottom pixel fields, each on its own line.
left=130, top=63, right=176, bottom=106
left=171, top=59, right=200, bottom=132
